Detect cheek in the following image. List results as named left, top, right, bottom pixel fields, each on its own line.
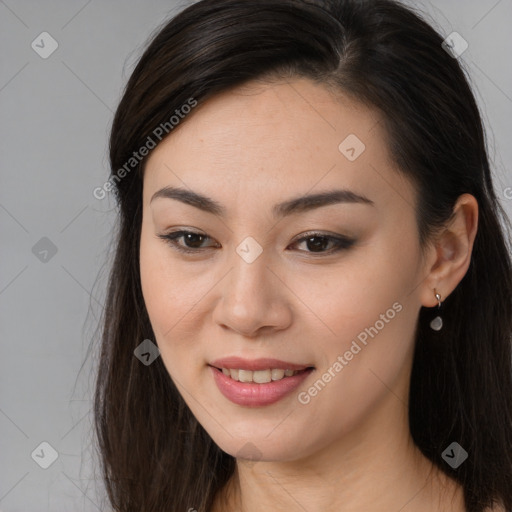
left=139, top=230, right=215, bottom=376
left=140, top=225, right=195, bottom=326
left=294, top=230, right=420, bottom=396
left=294, top=236, right=418, bottom=344
left=140, top=236, right=174, bottom=332
left=140, top=230, right=185, bottom=349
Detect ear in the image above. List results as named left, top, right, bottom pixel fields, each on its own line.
left=419, top=193, right=479, bottom=307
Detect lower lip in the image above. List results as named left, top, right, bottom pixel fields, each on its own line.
left=210, top=366, right=314, bottom=407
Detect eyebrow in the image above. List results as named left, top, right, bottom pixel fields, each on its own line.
left=150, top=186, right=374, bottom=218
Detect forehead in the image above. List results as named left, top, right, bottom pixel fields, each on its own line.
left=143, top=78, right=412, bottom=215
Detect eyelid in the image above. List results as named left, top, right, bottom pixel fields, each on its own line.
left=157, top=228, right=356, bottom=256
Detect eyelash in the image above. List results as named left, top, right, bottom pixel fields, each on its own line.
left=157, top=230, right=355, bottom=256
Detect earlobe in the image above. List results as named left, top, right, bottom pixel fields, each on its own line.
left=420, top=193, right=479, bottom=308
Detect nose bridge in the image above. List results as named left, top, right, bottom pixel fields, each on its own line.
left=228, top=235, right=273, bottom=305
left=213, top=234, right=291, bottom=335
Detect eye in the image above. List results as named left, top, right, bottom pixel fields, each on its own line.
left=289, top=231, right=356, bottom=254
left=157, top=230, right=355, bottom=256
left=157, top=230, right=218, bottom=254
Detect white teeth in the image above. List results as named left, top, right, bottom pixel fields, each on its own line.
left=271, top=369, right=285, bottom=380
left=253, top=370, right=272, bottom=383
left=238, top=369, right=253, bottom=383
left=220, top=368, right=303, bottom=383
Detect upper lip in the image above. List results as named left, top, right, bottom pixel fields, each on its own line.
left=209, top=356, right=314, bottom=371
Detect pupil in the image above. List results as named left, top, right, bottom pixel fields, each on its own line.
left=307, top=236, right=328, bottom=252
left=186, top=233, right=204, bottom=248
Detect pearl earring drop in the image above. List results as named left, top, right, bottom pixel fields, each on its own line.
left=429, top=290, right=443, bottom=331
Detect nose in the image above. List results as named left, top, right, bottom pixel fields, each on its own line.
left=211, top=247, right=293, bottom=338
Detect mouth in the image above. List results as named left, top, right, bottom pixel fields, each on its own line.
left=209, top=365, right=314, bottom=384
left=208, top=361, right=315, bottom=407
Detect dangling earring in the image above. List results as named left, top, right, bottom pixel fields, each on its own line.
left=429, top=289, right=443, bottom=331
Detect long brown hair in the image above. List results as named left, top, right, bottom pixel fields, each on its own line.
left=92, top=1, right=512, bottom=510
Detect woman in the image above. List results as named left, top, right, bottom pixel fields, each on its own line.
left=93, top=0, right=512, bottom=510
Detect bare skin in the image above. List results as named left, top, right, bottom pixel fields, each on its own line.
left=139, top=78, right=482, bottom=511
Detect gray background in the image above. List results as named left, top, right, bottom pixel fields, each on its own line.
left=0, top=1, right=511, bottom=510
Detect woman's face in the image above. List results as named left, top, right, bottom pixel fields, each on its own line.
left=140, top=78, right=430, bottom=462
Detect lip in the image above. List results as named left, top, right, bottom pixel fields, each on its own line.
left=209, top=365, right=314, bottom=407
left=209, top=356, right=314, bottom=372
